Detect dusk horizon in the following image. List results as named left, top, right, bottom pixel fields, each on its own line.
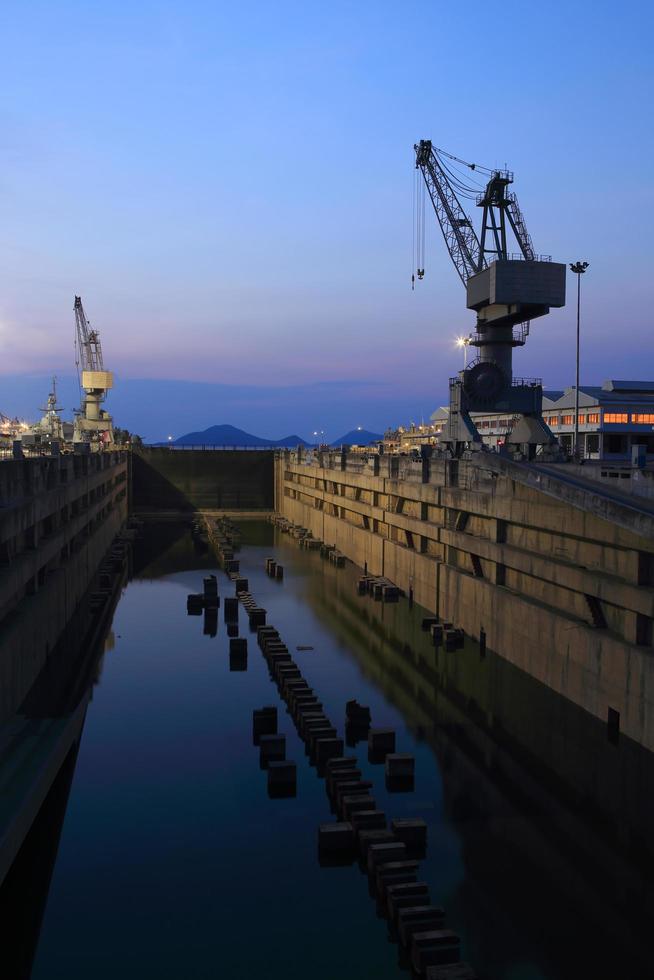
left=1, top=1, right=653, bottom=438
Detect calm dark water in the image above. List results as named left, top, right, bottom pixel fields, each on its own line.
left=12, top=521, right=654, bottom=978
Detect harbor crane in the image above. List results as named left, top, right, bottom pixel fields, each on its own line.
left=73, top=295, right=114, bottom=448
left=414, top=140, right=566, bottom=457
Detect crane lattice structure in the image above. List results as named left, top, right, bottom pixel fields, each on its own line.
left=413, top=140, right=566, bottom=457
left=75, top=296, right=106, bottom=374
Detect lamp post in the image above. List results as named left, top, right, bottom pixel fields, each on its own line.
left=569, top=262, right=589, bottom=459
left=456, top=334, right=473, bottom=368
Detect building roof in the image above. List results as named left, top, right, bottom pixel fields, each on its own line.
left=429, top=406, right=449, bottom=422
left=427, top=381, right=654, bottom=424
left=543, top=381, right=654, bottom=410
left=603, top=380, right=654, bottom=392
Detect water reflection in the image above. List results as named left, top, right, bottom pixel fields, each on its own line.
left=1, top=520, right=652, bottom=979
left=260, top=521, right=654, bottom=979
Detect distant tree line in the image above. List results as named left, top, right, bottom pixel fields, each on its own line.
left=113, top=427, right=143, bottom=448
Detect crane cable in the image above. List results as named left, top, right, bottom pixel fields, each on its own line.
left=433, top=145, right=495, bottom=177
left=414, top=167, right=426, bottom=282
left=412, top=160, right=416, bottom=289
left=74, top=319, right=82, bottom=404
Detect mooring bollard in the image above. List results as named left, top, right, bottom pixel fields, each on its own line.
left=375, top=859, right=419, bottom=892
left=334, top=783, right=373, bottom=816
left=187, top=594, right=204, bottom=616
left=397, top=905, right=446, bottom=948
left=357, top=827, right=395, bottom=862
left=387, top=881, right=431, bottom=922
left=315, top=737, right=345, bottom=765
left=385, top=754, right=415, bottom=779
left=267, top=760, right=297, bottom=797
left=351, top=810, right=386, bottom=834
left=341, top=794, right=376, bottom=820
left=327, top=768, right=362, bottom=799
left=368, top=728, right=396, bottom=759
left=248, top=608, right=266, bottom=628
left=367, top=840, right=406, bottom=874
left=345, top=700, right=371, bottom=724
left=444, top=629, right=458, bottom=651
left=318, top=822, right=355, bottom=854
left=253, top=706, right=277, bottom=743
left=410, top=930, right=462, bottom=975
left=325, top=756, right=357, bottom=773
left=224, top=596, right=239, bottom=622
left=307, top=727, right=338, bottom=756
left=390, top=818, right=428, bottom=850
left=275, top=564, right=284, bottom=580
left=259, top=733, right=286, bottom=767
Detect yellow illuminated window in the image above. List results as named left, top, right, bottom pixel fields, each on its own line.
left=604, top=413, right=628, bottom=423
left=578, top=414, right=586, bottom=424
left=632, top=414, right=654, bottom=424
left=561, top=414, right=574, bottom=425
left=587, top=413, right=599, bottom=424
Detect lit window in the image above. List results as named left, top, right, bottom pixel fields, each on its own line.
left=578, top=414, right=586, bottom=424
left=561, top=414, right=574, bottom=425
left=587, top=413, right=599, bottom=424
left=632, top=414, right=654, bottom=424
left=604, top=413, right=628, bottom=424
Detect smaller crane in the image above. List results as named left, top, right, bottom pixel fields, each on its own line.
left=73, top=296, right=114, bottom=448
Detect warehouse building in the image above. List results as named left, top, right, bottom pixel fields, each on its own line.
left=388, top=381, right=654, bottom=461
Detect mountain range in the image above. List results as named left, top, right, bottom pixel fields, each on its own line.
left=163, top=424, right=383, bottom=447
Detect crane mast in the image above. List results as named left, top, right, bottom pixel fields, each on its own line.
left=73, top=295, right=114, bottom=449
left=414, top=140, right=566, bottom=457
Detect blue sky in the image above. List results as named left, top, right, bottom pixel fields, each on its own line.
left=1, top=0, right=652, bottom=440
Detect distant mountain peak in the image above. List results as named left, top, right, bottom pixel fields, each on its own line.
left=330, top=428, right=382, bottom=447
left=171, top=423, right=309, bottom=448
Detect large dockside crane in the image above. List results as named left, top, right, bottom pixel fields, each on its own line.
left=414, top=140, right=566, bottom=457
left=73, top=295, right=114, bottom=448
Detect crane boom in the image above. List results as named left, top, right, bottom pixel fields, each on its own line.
left=74, top=295, right=104, bottom=373
left=414, top=140, right=482, bottom=285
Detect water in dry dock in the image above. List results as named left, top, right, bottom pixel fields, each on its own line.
left=12, top=521, right=654, bottom=978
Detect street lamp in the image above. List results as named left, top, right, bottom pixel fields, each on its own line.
left=313, top=429, right=325, bottom=447
left=569, top=261, right=589, bottom=459
left=455, top=334, right=473, bottom=368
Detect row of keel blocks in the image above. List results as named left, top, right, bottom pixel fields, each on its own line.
left=248, top=534, right=474, bottom=978
left=357, top=575, right=401, bottom=602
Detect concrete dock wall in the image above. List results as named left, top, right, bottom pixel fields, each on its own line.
left=132, top=448, right=274, bottom=512
left=276, top=450, right=654, bottom=752
left=0, top=451, right=129, bottom=725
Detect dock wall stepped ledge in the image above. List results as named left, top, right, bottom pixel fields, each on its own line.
left=274, top=449, right=654, bottom=752
left=0, top=451, right=129, bottom=726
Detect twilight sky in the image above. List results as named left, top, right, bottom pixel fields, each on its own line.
left=1, top=0, right=653, bottom=441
